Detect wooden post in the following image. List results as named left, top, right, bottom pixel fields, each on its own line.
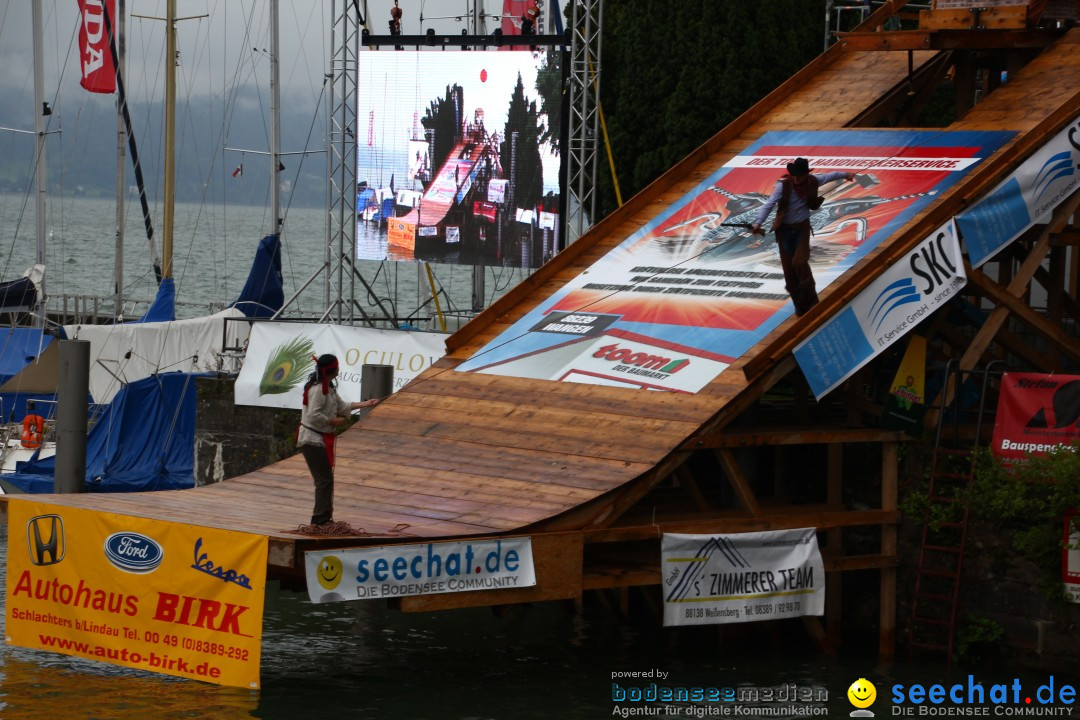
left=880, top=441, right=898, bottom=659
left=826, top=442, right=844, bottom=648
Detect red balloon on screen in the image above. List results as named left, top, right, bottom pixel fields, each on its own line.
left=480, top=69, right=488, bottom=82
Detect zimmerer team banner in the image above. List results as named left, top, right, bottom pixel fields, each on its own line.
left=662, top=529, right=825, bottom=627
left=457, top=129, right=1013, bottom=393
left=5, top=500, right=268, bottom=688
left=235, top=322, right=448, bottom=409
left=956, top=115, right=1080, bottom=268
left=793, top=220, right=965, bottom=399
left=305, top=538, right=535, bottom=604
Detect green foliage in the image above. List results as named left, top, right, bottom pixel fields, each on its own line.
left=501, top=74, right=544, bottom=209
left=954, top=615, right=1004, bottom=662
left=422, top=85, right=465, bottom=176
left=594, top=0, right=824, bottom=217
left=970, top=446, right=1080, bottom=598
left=535, top=48, right=563, bottom=152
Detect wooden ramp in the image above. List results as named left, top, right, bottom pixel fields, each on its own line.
left=5, top=7, right=1080, bottom=633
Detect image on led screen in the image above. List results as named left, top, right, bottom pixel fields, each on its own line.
left=356, top=50, right=564, bottom=268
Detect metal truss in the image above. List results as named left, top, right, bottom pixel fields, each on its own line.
left=565, top=0, right=603, bottom=242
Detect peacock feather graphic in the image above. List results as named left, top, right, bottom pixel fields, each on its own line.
left=259, top=337, right=315, bottom=395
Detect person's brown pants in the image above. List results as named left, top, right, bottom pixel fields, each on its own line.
left=301, top=444, right=334, bottom=525
left=776, top=221, right=818, bottom=316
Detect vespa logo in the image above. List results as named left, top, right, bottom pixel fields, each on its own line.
left=104, top=532, right=165, bottom=574
left=26, top=514, right=66, bottom=566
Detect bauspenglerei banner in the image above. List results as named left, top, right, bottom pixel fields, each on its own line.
left=793, top=220, right=963, bottom=399
left=956, top=115, right=1080, bottom=268
left=234, top=322, right=448, bottom=409
left=457, top=129, right=1014, bottom=393
left=305, top=538, right=535, bottom=604
left=991, top=372, right=1080, bottom=462
left=5, top=500, right=268, bottom=688
left=662, top=529, right=824, bottom=627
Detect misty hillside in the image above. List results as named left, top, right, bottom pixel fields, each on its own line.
left=0, top=84, right=329, bottom=209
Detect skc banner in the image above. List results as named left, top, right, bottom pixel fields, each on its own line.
left=793, top=220, right=964, bottom=399
left=458, top=129, right=1012, bottom=393
left=5, top=500, right=268, bottom=688
left=957, top=115, right=1080, bottom=268
left=662, top=529, right=825, bottom=627
left=234, top=322, right=448, bottom=409
left=992, top=372, right=1080, bottom=461
left=305, top=537, right=536, bottom=603
left=78, top=0, right=117, bottom=94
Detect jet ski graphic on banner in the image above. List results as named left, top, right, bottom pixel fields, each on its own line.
left=458, top=129, right=1015, bottom=393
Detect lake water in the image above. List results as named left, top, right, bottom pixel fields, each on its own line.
left=0, top=193, right=532, bottom=328
left=2, top=520, right=1078, bottom=719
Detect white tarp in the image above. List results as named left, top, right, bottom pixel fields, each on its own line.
left=234, top=322, right=448, bottom=409
left=64, top=308, right=249, bottom=404
left=662, top=528, right=825, bottom=626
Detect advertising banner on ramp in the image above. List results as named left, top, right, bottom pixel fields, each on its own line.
left=662, top=529, right=825, bottom=627
left=457, top=129, right=1013, bottom=393
left=956, top=115, right=1080, bottom=268
left=235, top=322, right=448, bottom=409
left=793, top=220, right=964, bottom=399
left=5, top=500, right=268, bottom=688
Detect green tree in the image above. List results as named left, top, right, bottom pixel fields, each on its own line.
left=501, top=73, right=543, bottom=210
left=593, top=0, right=825, bottom=217
left=535, top=48, right=564, bottom=153
left=421, top=84, right=465, bottom=176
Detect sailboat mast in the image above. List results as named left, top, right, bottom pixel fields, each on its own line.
left=162, top=0, right=177, bottom=280
left=32, top=0, right=47, bottom=325
left=114, top=0, right=127, bottom=317
left=270, top=0, right=281, bottom=234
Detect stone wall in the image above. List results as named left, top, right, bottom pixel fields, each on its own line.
left=193, top=375, right=300, bottom=486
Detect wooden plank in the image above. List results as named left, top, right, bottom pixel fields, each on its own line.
left=682, top=427, right=910, bottom=449
left=586, top=509, right=901, bottom=543
left=714, top=449, right=762, bottom=516
left=880, top=442, right=899, bottom=659
left=398, top=533, right=583, bottom=611
left=919, top=6, right=1028, bottom=30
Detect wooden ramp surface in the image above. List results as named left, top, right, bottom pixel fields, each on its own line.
left=9, top=27, right=1080, bottom=564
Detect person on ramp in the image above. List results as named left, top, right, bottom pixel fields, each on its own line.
left=750, top=157, right=856, bottom=316
left=298, top=354, right=380, bottom=526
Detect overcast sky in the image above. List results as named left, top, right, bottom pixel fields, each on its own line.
left=0, top=0, right=562, bottom=118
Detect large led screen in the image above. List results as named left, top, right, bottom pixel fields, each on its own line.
left=356, top=50, right=564, bottom=268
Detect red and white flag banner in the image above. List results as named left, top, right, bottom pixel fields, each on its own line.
left=78, top=0, right=117, bottom=94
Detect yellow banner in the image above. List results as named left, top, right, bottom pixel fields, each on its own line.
left=5, top=500, right=268, bottom=689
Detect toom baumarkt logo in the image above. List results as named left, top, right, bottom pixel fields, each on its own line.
left=890, top=675, right=1076, bottom=716
left=592, top=343, right=691, bottom=378
left=103, top=532, right=165, bottom=574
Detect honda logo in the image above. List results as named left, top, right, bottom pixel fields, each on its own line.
left=27, top=514, right=65, bottom=566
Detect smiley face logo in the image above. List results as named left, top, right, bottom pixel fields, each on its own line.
left=848, top=678, right=876, bottom=716
left=317, top=555, right=343, bottom=590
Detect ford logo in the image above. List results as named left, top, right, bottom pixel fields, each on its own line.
left=104, top=532, right=164, bottom=573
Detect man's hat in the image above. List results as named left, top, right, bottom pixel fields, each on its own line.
left=787, top=157, right=810, bottom=177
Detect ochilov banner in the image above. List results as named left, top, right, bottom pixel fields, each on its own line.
left=234, top=322, right=448, bottom=409
left=662, top=528, right=825, bottom=627
left=5, top=500, right=268, bottom=688
left=305, top=537, right=536, bottom=603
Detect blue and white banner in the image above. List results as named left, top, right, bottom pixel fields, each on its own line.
left=662, top=529, right=825, bottom=627
left=957, top=115, right=1080, bottom=268
left=793, top=220, right=965, bottom=399
left=304, top=538, right=536, bottom=604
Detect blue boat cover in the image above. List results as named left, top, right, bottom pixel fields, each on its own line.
left=230, top=234, right=284, bottom=318
left=0, top=327, right=54, bottom=384
left=136, top=277, right=177, bottom=323
left=4, top=372, right=207, bottom=494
